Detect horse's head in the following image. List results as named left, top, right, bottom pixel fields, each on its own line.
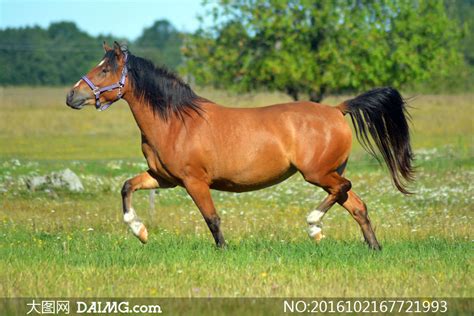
left=66, top=41, right=128, bottom=111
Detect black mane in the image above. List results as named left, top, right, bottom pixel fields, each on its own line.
left=104, top=48, right=205, bottom=120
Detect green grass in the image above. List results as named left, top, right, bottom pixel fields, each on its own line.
left=0, top=87, right=472, bottom=298
left=1, top=231, right=470, bottom=297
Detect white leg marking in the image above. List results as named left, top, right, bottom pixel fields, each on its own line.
left=307, top=210, right=325, bottom=225
left=308, top=225, right=322, bottom=238
left=123, top=208, right=137, bottom=224
left=307, top=210, right=326, bottom=240
left=124, top=208, right=147, bottom=241
left=130, top=221, right=144, bottom=236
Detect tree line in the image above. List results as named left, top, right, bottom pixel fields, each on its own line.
left=0, top=0, right=472, bottom=100
left=0, top=20, right=182, bottom=85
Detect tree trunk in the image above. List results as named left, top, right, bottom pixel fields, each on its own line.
left=286, top=87, right=299, bottom=101
left=309, top=87, right=326, bottom=103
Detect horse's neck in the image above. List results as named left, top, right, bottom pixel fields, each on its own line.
left=123, top=94, right=172, bottom=147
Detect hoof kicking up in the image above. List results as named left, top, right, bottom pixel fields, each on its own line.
left=307, top=210, right=326, bottom=242
left=123, top=209, right=148, bottom=244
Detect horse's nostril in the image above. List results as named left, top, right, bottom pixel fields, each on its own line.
left=66, top=90, right=77, bottom=107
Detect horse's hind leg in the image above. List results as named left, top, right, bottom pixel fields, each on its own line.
left=121, top=170, right=175, bottom=243
left=306, top=195, right=336, bottom=241
left=303, top=172, right=352, bottom=241
left=338, top=190, right=381, bottom=250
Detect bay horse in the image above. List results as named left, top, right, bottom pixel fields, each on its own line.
left=66, top=42, right=414, bottom=250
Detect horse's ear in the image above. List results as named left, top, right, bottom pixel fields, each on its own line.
left=113, top=41, right=123, bottom=58
left=103, top=41, right=111, bottom=52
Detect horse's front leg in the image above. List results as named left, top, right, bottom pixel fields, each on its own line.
left=121, top=170, right=173, bottom=243
left=184, top=178, right=226, bottom=248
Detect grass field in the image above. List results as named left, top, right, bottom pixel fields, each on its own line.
left=0, top=87, right=472, bottom=298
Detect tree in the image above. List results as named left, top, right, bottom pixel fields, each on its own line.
left=0, top=22, right=102, bottom=85
left=0, top=19, right=183, bottom=85
left=135, top=19, right=183, bottom=70
left=446, top=0, right=474, bottom=65
left=183, top=0, right=463, bottom=101
left=0, top=21, right=127, bottom=85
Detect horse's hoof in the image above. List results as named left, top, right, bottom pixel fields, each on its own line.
left=130, top=221, right=148, bottom=244
left=369, top=243, right=381, bottom=251
left=308, top=225, right=325, bottom=243
left=313, top=232, right=326, bottom=243
left=216, top=242, right=227, bottom=249
left=137, top=224, right=148, bottom=244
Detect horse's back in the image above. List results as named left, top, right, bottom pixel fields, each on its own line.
left=207, top=100, right=346, bottom=127
left=206, top=101, right=351, bottom=154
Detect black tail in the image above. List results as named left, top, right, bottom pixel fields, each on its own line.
left=339, top=87, right=415, bottom=194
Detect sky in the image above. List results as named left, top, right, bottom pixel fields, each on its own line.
left=0, top=0, right=207, bottom=40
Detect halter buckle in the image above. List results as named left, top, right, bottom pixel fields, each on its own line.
left=92, top=87, right=101, bottom=96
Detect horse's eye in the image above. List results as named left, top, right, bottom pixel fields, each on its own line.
left=101, top=68, right=109, bottom=74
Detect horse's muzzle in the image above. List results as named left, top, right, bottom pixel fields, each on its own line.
left=66, top=89, right=88, bottom=109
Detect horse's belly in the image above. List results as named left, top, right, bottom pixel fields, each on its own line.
left=210, top=165, right=297, bottom=192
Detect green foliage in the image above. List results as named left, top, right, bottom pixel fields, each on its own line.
left=420, top=0, right=474, bottom=93
left=0, top=22, right=103, bottom=85
left=134, top=20, right=183, bottom=69
left=183, top=0, right=464, bottom=101
left=0, top=20, right=182, bottom=86
left=0, top=2, right=469, bottom=92
left=446, top=0, right=474, bottom=65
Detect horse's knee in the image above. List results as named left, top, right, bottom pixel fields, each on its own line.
left=121, top=180, right=132, bottom=198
